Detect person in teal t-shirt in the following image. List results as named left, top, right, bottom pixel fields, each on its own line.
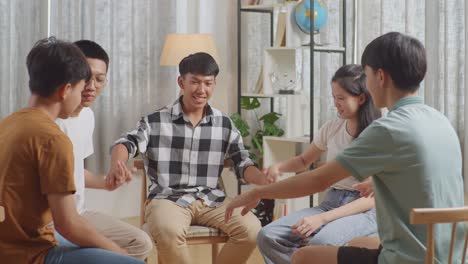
left=224, top=32, right=465, bottom=264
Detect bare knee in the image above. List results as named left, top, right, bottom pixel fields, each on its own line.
left=292, top=246, right=339, bottom=264
left=347, top=236, right=380, bottom=249
left=291, top=247, right=310, bottom=264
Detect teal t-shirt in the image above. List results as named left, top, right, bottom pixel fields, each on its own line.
left=336, top=96, right=465, bottom=264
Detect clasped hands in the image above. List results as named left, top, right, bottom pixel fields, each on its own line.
left=104, top=160, right=137, bottom=191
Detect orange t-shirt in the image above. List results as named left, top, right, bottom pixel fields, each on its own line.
left=0, top=108, right=76, bottom=264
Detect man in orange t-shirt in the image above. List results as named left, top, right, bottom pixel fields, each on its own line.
left=0, top=37, right=143, bottom=264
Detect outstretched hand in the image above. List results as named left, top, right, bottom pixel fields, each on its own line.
left=352, top=178, right=374, bottom=197
left=224, top=190, right=261, bottom=223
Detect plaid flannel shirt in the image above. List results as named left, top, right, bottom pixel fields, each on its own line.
left=113, top=97, right=254, bottom=207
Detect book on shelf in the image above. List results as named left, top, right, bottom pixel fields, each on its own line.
left=274, top=11, right=287, bottom=47
left=253, top=65, right=264, bottom=94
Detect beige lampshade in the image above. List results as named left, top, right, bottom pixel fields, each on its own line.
left=159, top=33, right=220, bottom=66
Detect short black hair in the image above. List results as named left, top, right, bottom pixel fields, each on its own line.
left=361, top=32, right=427, bottom=92
left=179, top=52, right=219, bottom=77
left=26, top=36, right=91, bottom=97
left=74, top=40, right=110, bottom=70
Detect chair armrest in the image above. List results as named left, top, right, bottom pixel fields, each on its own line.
left=410, top=207, right=468, bottom=224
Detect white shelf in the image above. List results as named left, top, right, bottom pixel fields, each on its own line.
left=240, top=4, right=275, bottom=12
left=262, top=136, right=314, bottom=215
left=312, top=45, right=346, bottom=52
left=263, top=47, right=302, bottom=95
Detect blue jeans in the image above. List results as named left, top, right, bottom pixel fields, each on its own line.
left=45, top=232, right=145, bottom=264
left=257, top=188, right=377, bottom=264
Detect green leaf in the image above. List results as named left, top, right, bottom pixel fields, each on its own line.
left=263, top=123, right=284, bottom=136
left=240, top=97, right=261, bottom=110
left=260, top=112, right=282, bottom=125
left=234, top=98, right=286, bottom=159
left=252, top=136, right=263, bottom=155
left=230, top=113, right=250, bottom=137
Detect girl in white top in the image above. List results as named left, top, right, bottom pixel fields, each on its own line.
left=256, top=64, right=381, bottom=264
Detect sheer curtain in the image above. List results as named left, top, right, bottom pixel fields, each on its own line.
left=177, top=0, right=239, bottom=114
left=47, top=0, right=179, bottom=217
left=49, top=0, right=178, bottom=175
left=49, top=0, right=239, bottom=217
left=353, top=0, right=466, bottom=189
left=464, top=0, right=468, bottom=192
left=0, top=0, right=48, bottom=117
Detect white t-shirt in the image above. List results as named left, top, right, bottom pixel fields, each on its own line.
left=313, top=118, right=358, bottom=190
left=56, top=107, right=94, bottom=214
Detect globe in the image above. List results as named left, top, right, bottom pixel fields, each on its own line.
left=294, top=0, right=328, bottom=34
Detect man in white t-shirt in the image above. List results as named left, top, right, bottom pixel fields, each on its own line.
left=55, top=40, right=152, bottom=260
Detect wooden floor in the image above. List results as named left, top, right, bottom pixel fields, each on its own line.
left=123, top=217, right=266, bottom=264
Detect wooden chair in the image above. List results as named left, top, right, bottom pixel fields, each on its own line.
left=0, top=205, right=4, bottom=222
left=134, top=159, right=228, bottom=263
left=410, top=206, right=468, bottom=264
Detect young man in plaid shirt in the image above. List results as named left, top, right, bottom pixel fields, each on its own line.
left=109, top=52, right=273, bottom=264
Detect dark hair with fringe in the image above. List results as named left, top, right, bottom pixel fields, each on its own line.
left=74, top=40, right=110, bottom=71
left=179, top=52, right=219, bottom=77
left=26, top=36, right=91, bottom=97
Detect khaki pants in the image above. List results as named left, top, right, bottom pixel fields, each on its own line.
left=81, top=211, right=153, bottom=260
left=145, top=198, right=261, bottom=264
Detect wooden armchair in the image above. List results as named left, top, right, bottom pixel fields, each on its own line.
left=410, top=206, right=468, bottom=264
left=134, top=159, right=228, bottom=263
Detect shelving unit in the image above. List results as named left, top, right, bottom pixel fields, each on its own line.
left=237, top=0, right=347, bottom=216
left=263, top=136, right=313, bottom=213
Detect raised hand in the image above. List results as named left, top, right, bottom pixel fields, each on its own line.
left=291, top=214, right=326, bottom=238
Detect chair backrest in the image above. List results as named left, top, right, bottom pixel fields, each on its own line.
left=133, top=159, right=229, bottom=227
left=0, top=205, right=4, bottom=222
left=410, top=207, right=468, bottom=264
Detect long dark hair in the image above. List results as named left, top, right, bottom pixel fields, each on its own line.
left=331, top=64, right=381, bottom=137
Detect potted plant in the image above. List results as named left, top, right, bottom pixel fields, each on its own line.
left=231, top=97, right=284, bottom=168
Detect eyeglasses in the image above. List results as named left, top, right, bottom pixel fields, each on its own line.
left=86, top=75, right=107, bottom=88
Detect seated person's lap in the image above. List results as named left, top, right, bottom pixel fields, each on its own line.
left=145, top=198, right=260, bottom=238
